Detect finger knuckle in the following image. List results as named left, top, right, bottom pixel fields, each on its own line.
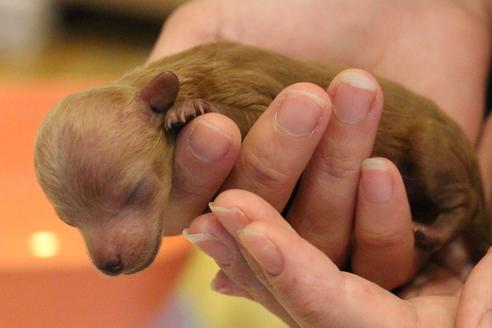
left=296, top=295, right=329, bottom=322
left=171, top=159, right=209, bottom=198
left=319, top=143, right=361, bottom=180
left=240, top=150, right=290, bottom=190
left=357, top=227, right=404, bottom=249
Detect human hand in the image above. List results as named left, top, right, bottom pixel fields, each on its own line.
left=154, top=0, right=488, bottom=283
left=154, top=0, right=488, bottom=310
left=177, top=62, right=490, bottom=323
left=172, top=67, right=418, bottom=268
left=176, top=66, right=475, bottom=325
left=185, top=188, right=492, bottom=328
left=170, top=68, right=435, bottom=324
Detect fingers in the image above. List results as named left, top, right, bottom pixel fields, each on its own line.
left=185, top=209, right=298, bottom=327
left=456, top=247, right=492, bottom=328
left=162, top=114, right=241, bottom=235
left=147, top=0, right=221, bottom=62
left=211, top=270, right=251, bottom=299
left=223, top=83, right=332, bottom=211
left=352, top=158, right=415, bottom=289
left=210, top=190, right=417, bottom=327
left=288, top=69, right=384, bottom=265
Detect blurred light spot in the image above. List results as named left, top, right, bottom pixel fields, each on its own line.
left=29, top=231, right=59, bottom=258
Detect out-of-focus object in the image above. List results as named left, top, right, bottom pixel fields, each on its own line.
left=57, top=0, right=186, bottom=19
left=0, top=80, right=191, bottom=328
left=0, top=0, right=54, bottom=54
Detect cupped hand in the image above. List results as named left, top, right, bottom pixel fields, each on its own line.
left=178, top=69, right=438, bottom=325
left=155, top=0, right=489, bottom=273
left=176, top=68, right=418, bottom=272
left=179, top=69, right=485, bottom=325
left=186, top=188, right=492, bottom=328
left=151, top=0, right=491, bottom=319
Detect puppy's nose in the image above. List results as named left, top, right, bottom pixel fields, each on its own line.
left=98, top=256, right=123, bottom=276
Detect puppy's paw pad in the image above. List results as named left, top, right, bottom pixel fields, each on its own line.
left=164, top=99, right=214, bottom=131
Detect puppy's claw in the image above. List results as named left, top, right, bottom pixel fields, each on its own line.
left=164, top=99, right=217, bottom=131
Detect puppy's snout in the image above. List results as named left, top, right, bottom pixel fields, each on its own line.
left=97, top=255, right=124, bottom=276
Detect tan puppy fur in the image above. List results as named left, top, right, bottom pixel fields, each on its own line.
left=34, top=41, right=489, bottom=275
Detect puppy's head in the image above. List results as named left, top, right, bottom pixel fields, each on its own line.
left=34, top=72, right=180, bottom=275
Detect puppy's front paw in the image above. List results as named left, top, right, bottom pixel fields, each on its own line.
left=164, top=99, right=216, bottom=131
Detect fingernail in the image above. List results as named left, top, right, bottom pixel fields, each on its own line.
left=209, top=202, right=249, bottom=233
left=361, top=158, right=393, bottom=203
left=182, top=228, right=232, bottom=265
left=211, top=276, right=231, bottom=294
left=276, top=90, right=325, bottom=137
left=237, top=228, right=283, bottom=276
left=188, top=121, right=232, bottom=162
left=332, top=71, right=376, bottom=124
left=479, top=309, right=492, bottom=328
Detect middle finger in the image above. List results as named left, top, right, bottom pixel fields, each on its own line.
left=222, top=82, right=332, bottom=210
left=288, top=69, right=384, bottom=266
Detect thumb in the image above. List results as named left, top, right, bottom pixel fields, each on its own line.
left=455, top=247, right=492, bottom=328
left=236, top=219, right=416, bottom=327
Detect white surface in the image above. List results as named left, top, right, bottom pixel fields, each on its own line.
left=0, top=0, right=53, bottom=54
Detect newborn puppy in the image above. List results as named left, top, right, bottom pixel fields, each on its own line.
left=34, top=41, right=490, bottom=275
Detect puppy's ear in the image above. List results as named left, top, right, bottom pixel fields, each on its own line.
left=138, top=71, right=179, bottom=113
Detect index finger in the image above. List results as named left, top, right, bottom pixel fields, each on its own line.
left=222, top=83, right=332, bottom=211
left=288, top=69, right=384, bottom=265
left=162, top=113, right=241, bottom=235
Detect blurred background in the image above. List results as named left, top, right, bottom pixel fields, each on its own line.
left=0, top=1, right=284, bottom=327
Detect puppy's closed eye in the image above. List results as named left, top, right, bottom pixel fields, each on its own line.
left=123, top=178, right=148, bottom=207
left=123, top=178, right=153, bottom=208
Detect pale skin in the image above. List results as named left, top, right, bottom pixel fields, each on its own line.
left=149, top=0, right=492, bottom=326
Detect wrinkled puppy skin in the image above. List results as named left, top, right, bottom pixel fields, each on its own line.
left=34, top=41, right=490, bottom=275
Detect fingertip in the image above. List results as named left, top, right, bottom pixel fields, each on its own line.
left=354, top=157, right=414, bottom=289
left=173, top=113, right=241, bottom=176
left=360, top=157, right=409, bottom=206
left=213, top=189, right=266, bottom=209
left=329, top=69, right=379, bottom=90
left=178, top=113, right=242, bottom=158
left=187, top=212, right=221, bottom=235
left=278, top=82, right=333, bottom=108
left=273, top=83, right=333, bottom=138
left=328, top=69, right=383, bottom=111
left=211, top=270, right=251, bottom=298
left=360, top=158, right=393, bottom=204
left=211, top=189, right=294, bottom=232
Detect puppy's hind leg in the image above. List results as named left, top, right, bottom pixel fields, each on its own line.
left=406, top=121, right=477, bottom=266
